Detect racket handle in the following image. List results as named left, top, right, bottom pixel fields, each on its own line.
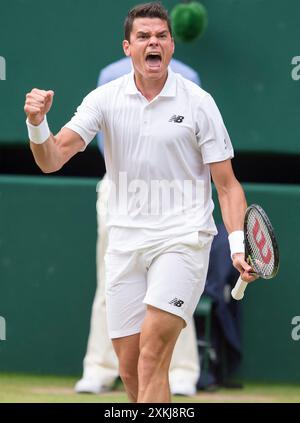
left=231, top=276, right=248, bottom=300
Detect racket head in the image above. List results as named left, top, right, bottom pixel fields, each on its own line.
left=244, top=204, right=280, bottom=279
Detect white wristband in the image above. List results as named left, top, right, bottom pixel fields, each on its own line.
left=228, top=230, right=245, bottom=258
left=26, top=116, right=51, bottom=144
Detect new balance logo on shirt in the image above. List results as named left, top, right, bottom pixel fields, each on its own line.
left=169, top=298, right=184, bottom=307
left=168, top=115, right=184, bottom=123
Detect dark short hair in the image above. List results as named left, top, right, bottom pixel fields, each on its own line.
left=124, top=2, right=172, bottom=41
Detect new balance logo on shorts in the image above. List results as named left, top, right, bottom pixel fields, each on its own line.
left=168, top=115, right=184, bottom=123
left=169, top=298, right=184, bottom=307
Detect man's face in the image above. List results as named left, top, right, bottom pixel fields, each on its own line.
left=123, top=18, right=175, bottom=80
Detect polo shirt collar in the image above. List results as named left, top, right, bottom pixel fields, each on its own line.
left=125, top=66, right=176, bottom=98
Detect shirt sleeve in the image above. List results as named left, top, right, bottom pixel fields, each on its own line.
left=64, top=89, right=103, bottom=151
left=196, top=94, right=234, bottom=164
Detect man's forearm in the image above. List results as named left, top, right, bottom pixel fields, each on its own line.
left=30, top=134, right=62, bottom=173
left=210, top=157, right=256, bottom=280
left=217, top=180, right=247, bottom=234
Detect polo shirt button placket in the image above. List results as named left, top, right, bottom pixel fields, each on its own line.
left=143, top=106, right=149, bottom=127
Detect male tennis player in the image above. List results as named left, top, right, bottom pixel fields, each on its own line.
left=24, top=2, right=256, bottom=403
left=75, top=56, right=202, bottom=397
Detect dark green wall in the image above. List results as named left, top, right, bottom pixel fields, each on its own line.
left=0, top=176, right=97, bottom=374
left=0, top=176, right=300, bottom=381
left=235, top=185, right=300, bottom=382
left=1, top=0, right=300, bottom=153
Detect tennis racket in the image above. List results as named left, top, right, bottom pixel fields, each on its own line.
left=231, top=204, right=280, bottom=300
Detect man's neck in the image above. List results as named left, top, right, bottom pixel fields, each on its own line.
left=134, top=71, right=168, bottom=102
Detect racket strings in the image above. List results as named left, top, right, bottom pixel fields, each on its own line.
left=246, top=209, right=275, bottom=277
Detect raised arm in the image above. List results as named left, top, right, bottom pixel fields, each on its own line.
left=210, top=159, right=257, bottom=283
left=24, top=89, right=85, bottom=173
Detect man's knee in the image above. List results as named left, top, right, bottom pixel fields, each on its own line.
left=119, top=364, right=138, bottom=386
left=138, top=336, right=171, bottom=375
left=116, top=339, right=139, bottom=387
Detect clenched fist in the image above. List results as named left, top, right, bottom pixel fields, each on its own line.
left=24, top=89, right=54, bottom=126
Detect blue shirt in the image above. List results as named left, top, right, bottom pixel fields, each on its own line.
left=97, top=57, right=201, bottom=155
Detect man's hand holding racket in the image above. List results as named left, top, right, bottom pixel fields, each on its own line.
left=232, top=252, right=258, bottom=283
left=231, top=204, right=280, bottom=300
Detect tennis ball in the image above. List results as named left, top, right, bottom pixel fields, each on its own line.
left=171, top=2, right=208, bottom=43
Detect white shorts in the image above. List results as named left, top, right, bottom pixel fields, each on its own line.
left=105, top=231, right=213, bottom=339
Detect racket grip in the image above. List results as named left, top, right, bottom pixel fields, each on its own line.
left=231, top=276, right=248, bottom=300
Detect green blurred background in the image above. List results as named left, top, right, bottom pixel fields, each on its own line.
left=0, top=0, right=300, bottom=385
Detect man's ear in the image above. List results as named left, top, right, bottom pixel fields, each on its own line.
left=171, top=37, right=175, bottom=55
left=123, top=40, right=131, bottom=57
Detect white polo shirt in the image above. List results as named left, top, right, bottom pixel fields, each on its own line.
left=65, top=68, right=234, bottom=250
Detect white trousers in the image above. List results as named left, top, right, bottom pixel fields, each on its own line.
left=82, top=176, right=200, bottom=387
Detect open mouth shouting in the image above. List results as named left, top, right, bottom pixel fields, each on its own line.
left=145, top=51, right=162, bottom=70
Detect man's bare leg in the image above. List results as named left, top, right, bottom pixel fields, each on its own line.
left=137, top=306, right=184, bottom=403
left=112, top=333, right=140, bottom=402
